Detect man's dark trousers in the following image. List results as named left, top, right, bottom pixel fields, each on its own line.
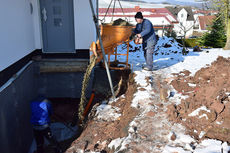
left=33, top=127, right=61, bottom=153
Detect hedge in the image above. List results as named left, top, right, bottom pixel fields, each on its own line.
left=176, top=38, right=200, bottom=47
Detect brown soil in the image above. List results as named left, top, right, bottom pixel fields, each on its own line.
left=66, top=73, right=138, bottom=153
left=168, top=56, right=230, bottom=143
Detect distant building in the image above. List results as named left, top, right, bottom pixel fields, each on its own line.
left=98, top=6, right=178, bottom=37
left=166, top=6, right=195, bottom=38
left=193, top=10, right=217, bottom=32
left=197, top=16, right=216, bottom=32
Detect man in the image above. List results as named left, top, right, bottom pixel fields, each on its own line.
left=30, top=96, right=62, bottom=153
left=133, top=12, right=157, bottom=71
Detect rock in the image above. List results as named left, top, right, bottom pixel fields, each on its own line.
left=170, top=133, right=177, bottom=141
left=193, top=46, right=202, bottom=52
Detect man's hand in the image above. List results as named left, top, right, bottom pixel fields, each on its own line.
left=129, top=33, right=136, bottom=40
left=136, top=34, right=142, bottom=38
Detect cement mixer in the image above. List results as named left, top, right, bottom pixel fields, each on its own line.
left=90, top=22, right=133, bottom=69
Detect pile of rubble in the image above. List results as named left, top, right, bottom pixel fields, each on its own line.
left=168, top=56, right=230, bottom=143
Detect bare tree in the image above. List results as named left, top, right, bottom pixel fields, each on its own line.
left=178, top=22, right=194, bottom=55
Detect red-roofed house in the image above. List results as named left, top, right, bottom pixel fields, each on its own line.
left=194, top=10, right=218, bottom=16
left=198, top=16, right=216, bottom=32
left=99, top=7, right=178, bottom=36
left=193, top=10, right=217, bottom=30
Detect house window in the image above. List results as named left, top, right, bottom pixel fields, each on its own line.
left=181, top=14, right=184, bottom=18
left=54, top=18, right=62, bottom=27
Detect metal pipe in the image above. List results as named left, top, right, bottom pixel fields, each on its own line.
left=96, top=0, right=99, bottom=29
left=89, top=0, right=115, bottom=99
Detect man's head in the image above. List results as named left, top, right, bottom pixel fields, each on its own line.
left=135, top=12, right=143, bottom=23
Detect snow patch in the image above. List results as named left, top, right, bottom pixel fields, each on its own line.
left=199, top=131, right=206, bottom=139
left=216, top=121, right=223, bottom=125
left=188, top=106, right=211, bottom=117
left=194, top=139, right=222, bottom=153
left=188, top=83, right=196, bottom=87
left=96, top=104, right=121, bottom=121
left=199, top=114, right=208, bottom=120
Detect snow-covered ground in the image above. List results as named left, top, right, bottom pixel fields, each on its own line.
left=96, top=37, right=230, bottom=153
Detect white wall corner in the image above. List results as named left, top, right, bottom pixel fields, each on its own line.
left=31, top=0, right=42, bottom=49
left=73, top=0, right=96, bottom=50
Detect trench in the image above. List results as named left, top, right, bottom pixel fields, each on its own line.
left=43, top=68, right=130, bottom=153
left=29, top=98, right=80, bottom=153
left=0, top=59, right=131, bottom=153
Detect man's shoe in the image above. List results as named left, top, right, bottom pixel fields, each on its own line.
left=143, top=67, right=152, bottom=71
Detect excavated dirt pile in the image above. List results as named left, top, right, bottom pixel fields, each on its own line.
left=168, top=56, right=230, bottom=143
left=66, top=72, right=138, bottom=153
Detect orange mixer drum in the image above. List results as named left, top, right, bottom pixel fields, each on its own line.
left=90, top=24, right=133, bottom=63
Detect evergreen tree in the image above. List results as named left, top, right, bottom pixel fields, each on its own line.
left=199, top=15, right=226, bottom=48
left=201, top=0, right=230, bottom=49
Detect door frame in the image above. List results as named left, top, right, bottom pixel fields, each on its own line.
left=39, top=0, right=76, bottom=53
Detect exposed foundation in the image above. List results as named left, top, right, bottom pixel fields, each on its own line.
left=0, top=58, right=131, bottom=153
left=0, top=58, right=92, bottom=153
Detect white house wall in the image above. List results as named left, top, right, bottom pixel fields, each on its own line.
left=174, top=21, right=194, bottom=38
left=149, top=17, right=170, bottom=25
left=73, top=0, right=96, bottom=49
left=0, top=0, right=35, bottom=71
left=177, top=8, right=187, bottom=23
left=173, top=9, right=194, bottom=38
left=186, top=21, right=194, bottom=37
left=31, top=0, right=42, bottom=49
left=194, top=13, right=204, bottom=28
